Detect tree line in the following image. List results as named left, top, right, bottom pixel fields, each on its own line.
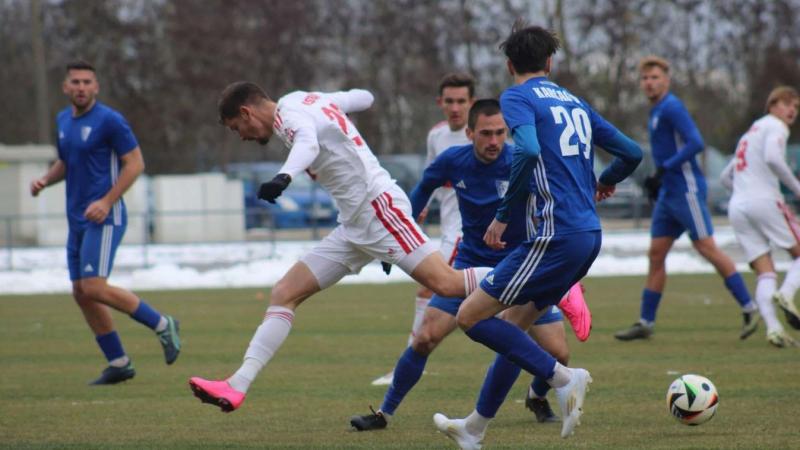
left=2, top=0, right=799, bottom=174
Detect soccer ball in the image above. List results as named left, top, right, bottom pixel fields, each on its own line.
left=666, top=374, right=719, bottom=425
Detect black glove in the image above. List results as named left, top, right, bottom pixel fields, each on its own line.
left=381, top=261, right=392, bottom=275
left=643, top=167, right=664, bottom=202
left=258, top=174, right=292, bottom=204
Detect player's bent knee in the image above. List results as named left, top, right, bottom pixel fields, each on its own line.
left=79, top=278, right=108, bottom=301
left=410, top=333, right=440, bottom=355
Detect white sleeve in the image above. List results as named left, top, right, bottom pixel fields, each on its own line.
left=329, top=89, right=374, bottom=113
left=425, top=130, right=436, bottom=166
left=763, top=128, right=800, bottom=198
left=719, top=157, right=735, bottom=191
left=277, top=113, right=320, bottom=179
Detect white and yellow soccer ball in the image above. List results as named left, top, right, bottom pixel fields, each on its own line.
left=666, top=374, right=719, bottom=426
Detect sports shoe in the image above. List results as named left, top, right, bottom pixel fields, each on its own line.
left=739, top=310, right=761, bottom=340
left=157, top=315, right=181, bottom=365
left=773, top=292, right=800, bottom=330
left=350, top=406, right=388, bottom=431
left=371, top=371, right=394, bottom=386
left=614, top=322, right=653, bottom=341
left=554, top=368, right=592, bottom=438
left=188, top=377, right=246, bottom=412
left=433, top=413, right=484, bottom=450
left=767, top=330, right=800, bottom=348
left=89, top=362, right=136, bottom=385
left=525, top=395, right=560, bottom=423
left=558, top=283, right=592, bottom=342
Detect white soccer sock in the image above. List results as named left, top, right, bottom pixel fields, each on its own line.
left=407, top=296, right=430, bottom=346
left=109, top=355, right=130, bottom=368
left=779, top=257, right=800, bottom=301
left=464, top=409, right=491, bottom=436
left=227, top=306, right=295, bottom=393
left=464, top=267, right=492, bottom=296
left=547, top=362, right=572, bottom=388
left=154, top=316, right=168, bottom=333
left=756, top=273, right=783, bottom=333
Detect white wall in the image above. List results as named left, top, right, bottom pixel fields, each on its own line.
left=151, top=173, right=244, bottom=243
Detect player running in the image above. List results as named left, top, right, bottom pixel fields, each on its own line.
left=720, top=86, right=800, bottom=347
left=432, top=23, right=642, bottom=447
left=189, top=83, right=492, bottom=412
left=30, top=60, right=180, bottom=385
left=351, top=99, right=577, bottom=432
left=615, top=56, right=757, bottom=342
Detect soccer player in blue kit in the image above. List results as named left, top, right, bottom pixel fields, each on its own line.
left=30, top=61, right=181, bottom=384
left=350, top=99, right=570, bottom=432
left=432, top=24, right=642, bottom=447
left=614, top=56, right=757, bottom=342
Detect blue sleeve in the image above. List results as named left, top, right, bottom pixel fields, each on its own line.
left=662, top=101, right=704, bottom=170
left=106, top=111, right=139, bottom=156
left=500, top=88, right=534, bottom=130
left=589, top=108, right=643, bottom=185
left=409, top=151, right=451, bottom=219
left=495, top=125, right=540, bottom=223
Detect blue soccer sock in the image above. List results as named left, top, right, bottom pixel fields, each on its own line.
left=476, top=354, right=521, bottom=418
left=130, top=299, right=162, bottom=330
left=96, top=331, right=127, bottom=365
left=464, top=317, right=556, bottom=379
left=531, top=375, right=551, bottom=398
left=380, top=347, right=428, bottom=415
left=724, top=272, right=755, bottom=311
left=640, top=288, right=662, bottom=324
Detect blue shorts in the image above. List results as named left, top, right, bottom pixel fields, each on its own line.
left=67, top=222, right=126, bottom=281
left=651, top=192, right=713, bottom=241
left=481, top=231, right=602, bottom=310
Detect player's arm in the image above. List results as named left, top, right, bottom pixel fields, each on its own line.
left=763, top=128, right=800, bottom=197
left=330, top=89, right=374, bottom=114
left=30, top=159, right=66, bottom=196
left=661, top=102, right=704, bottom=170
left=85, top=147, right=144, bottom=223
left=409, top=153, right=450, bottom=222
left=261, top=116, right=320, bottom=203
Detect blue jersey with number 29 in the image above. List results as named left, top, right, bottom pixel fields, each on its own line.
left=500, top=77, right=621, bottom=236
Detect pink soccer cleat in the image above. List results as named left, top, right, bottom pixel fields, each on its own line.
left=189, top=377, right=246, bottom=412
left=558, top=282, right=592, bottom=342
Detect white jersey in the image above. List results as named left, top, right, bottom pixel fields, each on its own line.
left=426, top=121, right=469, bottom=238
left=726, top=114, right=800, bottom=205
left=274, top=90, right=395, bottom=225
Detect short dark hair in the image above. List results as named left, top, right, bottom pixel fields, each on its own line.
left=467, top=98, right=501, bottom=129
left=499, top=21, right=560, bottom=75
left=438, top=72, right=476, bottom=98
left=66, top=59, right=95, bottom=73
left=218, top=81, right=271, bottom=122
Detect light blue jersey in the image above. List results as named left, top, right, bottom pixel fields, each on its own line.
left=56, top=101, right=138, bottom=228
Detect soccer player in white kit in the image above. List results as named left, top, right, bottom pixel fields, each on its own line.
left=188, top=81, right=492, bottom=412
left=721, top=86, right=800, bottom=347
left=371, top=73, right=474, bottom=386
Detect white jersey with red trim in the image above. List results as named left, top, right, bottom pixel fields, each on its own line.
left=729, top=114, right=795, bottom=205
left=273, top=90, right=395, bottom=226
left=426, top=121, right=469, bottom=238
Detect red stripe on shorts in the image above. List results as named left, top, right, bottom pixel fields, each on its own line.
left=778, top=201, right=800, bottom=245
left=448, top=236, right=461, bottom=266
left=372, top=196, right=413, bottom=254
left=382, top=192, right=426, bottom=246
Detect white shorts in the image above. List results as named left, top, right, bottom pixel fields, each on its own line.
left=728, top=198, right=800, bottom=262
left=439, top=233, right=462, bottom=266
left=301, top=188, right=438, bottom=289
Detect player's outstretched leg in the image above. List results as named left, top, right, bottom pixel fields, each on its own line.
left=433, top=413, right=485, bottom=450
left=558, top=282, right=591, bottom=341
left=157, top=315, right=181, bottom=364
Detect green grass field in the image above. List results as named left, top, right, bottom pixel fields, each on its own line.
left=1, top=274, right=798, bottom=449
